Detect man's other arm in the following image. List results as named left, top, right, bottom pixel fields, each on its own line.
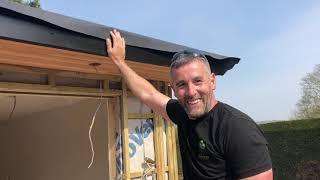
left=241, top=169, right=273, bottom=180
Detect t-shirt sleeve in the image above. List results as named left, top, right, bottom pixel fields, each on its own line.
left=166, top=99, right=186, bottom=125
left=222, top=117, right=272, bottom=179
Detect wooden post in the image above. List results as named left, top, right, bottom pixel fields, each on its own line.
left=107, top=97, right=117, bottom=180
left=170, top=84, right=179, bottom=180
left=153, top=81, right=165, bottom=180
left=121, top=80, right=130, bottom=180
left=48, top=73, right=56, bottom=87
left=164, top=82, right=175, bottom=180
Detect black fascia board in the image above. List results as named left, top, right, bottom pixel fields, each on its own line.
left=0, top=0, right=240, bottom=75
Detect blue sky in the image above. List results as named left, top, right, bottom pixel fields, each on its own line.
left=41, top=0, right=320, bottom=121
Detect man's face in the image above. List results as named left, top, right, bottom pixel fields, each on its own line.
left=170, top=60, right=216, bottom=119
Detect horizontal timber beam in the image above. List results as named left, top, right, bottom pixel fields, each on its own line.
left=0, top=82, right=121, bottom=97
left=0, top=39, right=170, bottom=82
left=128, top=113, right=154, bottom=119
left=130, top=166, right=169, bottom=178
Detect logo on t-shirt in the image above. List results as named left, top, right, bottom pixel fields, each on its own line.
left=198, top=139, right=210, bottom=161
left=199, top=139, right=206, bottom=150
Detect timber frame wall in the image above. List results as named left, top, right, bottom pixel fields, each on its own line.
left=0, top=38, right=179, bottom=179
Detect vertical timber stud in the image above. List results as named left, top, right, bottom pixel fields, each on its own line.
left=48, top=74, right=56, bottom=87
left=103, top=80, right=110, bottom=90
left=164, top=82, right=176, bottom=180
left=169, top=86, right=179, bottom=179
left=121, top=80, right=130, bottom=180
left=154, top=81, right=165, bottom=180
left=107, top=97, right=117, bottom=180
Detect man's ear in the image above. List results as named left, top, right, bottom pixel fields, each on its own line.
left=210, top=73, right=216, bottom=90
left=168, top=82, right=177, bottom=97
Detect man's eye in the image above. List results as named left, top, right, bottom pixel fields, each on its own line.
left=195, top=79, right=203, bottom=84
left=177, top=83, right=185, bottom=88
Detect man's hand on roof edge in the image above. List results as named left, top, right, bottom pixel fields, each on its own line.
left=106, top=29, right=126, bottom=65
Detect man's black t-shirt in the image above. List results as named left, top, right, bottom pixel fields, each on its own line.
left=166, top=99, right=272, bottom=180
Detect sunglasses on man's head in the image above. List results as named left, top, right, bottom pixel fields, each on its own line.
left=171, top=50, right=208, bottom=63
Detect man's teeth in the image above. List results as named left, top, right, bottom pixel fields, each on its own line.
left=187, top=99, right=200, bottom=105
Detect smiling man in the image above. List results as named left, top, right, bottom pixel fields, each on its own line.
left=169, top=51, right=216, bottom=120
left=106, top=29, right=273, bottom=180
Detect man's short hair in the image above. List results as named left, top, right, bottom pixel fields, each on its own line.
left=170, top=50, right=211, bottom=75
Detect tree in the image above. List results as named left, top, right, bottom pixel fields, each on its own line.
left=28, top=0, right=40, bottom=8
left=11, top=0, right=23, bottom=3
left=10, top=0, right=41, bottom=8
left=294, top=64, right=320, bottom=119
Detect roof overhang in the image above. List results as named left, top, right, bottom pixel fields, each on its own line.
left=0, top=0, right=240, bottom=79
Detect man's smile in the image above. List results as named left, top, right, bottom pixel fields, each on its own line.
left=186, top=98, right=201, bottom=105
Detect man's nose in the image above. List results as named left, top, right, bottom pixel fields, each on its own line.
left=186, top=83, right=197, bottom=97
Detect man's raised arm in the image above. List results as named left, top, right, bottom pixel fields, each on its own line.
left=106, top=29, right=171, bottom=120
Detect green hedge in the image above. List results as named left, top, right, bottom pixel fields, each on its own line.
left=261, top=119, right=320, bottom=179
left=260, top=118, right=320, bottom=132
left=176, top=119, right=320, bottom=179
